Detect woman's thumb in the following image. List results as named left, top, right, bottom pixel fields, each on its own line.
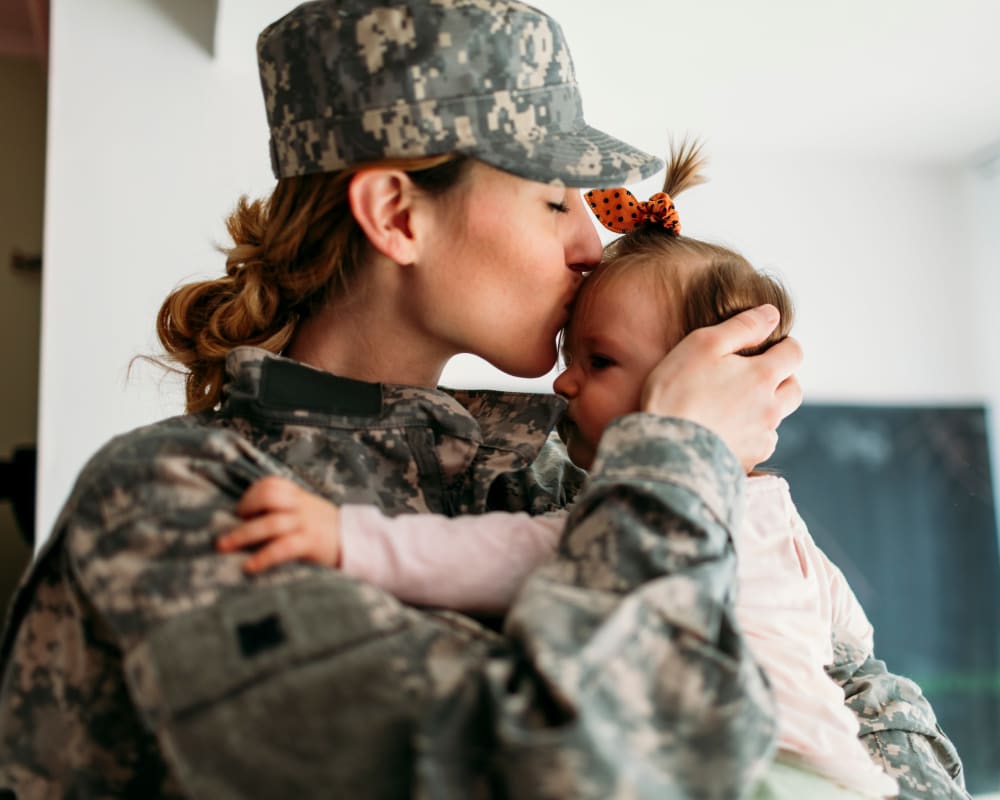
left=714, top=304, right=781, bottom=354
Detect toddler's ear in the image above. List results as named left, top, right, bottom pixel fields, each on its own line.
left=348, top=169, right=419, bottom=266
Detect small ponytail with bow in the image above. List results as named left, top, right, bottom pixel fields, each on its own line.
left=585, top=139, right=707, bottom=236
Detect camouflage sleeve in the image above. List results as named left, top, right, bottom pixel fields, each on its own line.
left=827, top=631, right=971, bottom=800
left=490, top=414, right=778, bottom=799
left=0, top=423, right=262, bottom=798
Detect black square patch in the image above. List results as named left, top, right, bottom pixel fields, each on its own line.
left=236, top=614, right=287, bottom=658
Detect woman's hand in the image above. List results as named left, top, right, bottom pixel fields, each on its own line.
left=640, top=304, right=802, bottom=471
left=216, top=476, right=342, bottom=574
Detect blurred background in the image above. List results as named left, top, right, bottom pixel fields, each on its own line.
left=0, top=0, right=997, bottom=793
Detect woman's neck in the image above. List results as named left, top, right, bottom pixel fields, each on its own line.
left=284, top=284, right=451, bottom=388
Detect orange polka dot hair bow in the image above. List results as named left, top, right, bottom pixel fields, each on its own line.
left=584, top=188, right=681, bottom=235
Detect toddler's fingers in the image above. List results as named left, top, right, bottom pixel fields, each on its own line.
left=217, top=512, right=298, bottom=552
left=238, top=476, right=303, bottom=518
left=243, top=534, right=311, bottom=574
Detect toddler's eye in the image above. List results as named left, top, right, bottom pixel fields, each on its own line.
left=589, top=354, right=614, bottom=370
left=548, top=201, right=569, bottom=214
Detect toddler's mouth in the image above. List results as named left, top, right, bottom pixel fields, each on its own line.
left=557, top=415, right=576, bottom=446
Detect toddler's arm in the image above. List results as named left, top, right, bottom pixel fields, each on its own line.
left=788, top=502, right=877, bottom=655
left=340, top=506, right=563, bottom=614
left=217, top=476, right=564, bottom=615
left=817, top=548, right=876, bottom=656
left=786, top=498, right=968, bottom=798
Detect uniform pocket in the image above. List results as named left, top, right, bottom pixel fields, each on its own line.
left=125, top=576, right=422, bottom=799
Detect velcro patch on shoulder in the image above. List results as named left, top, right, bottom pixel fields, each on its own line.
left=259, top=359, right=383, bottom=416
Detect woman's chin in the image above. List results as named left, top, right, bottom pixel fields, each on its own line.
left=490, top=348, right=558, bottom=379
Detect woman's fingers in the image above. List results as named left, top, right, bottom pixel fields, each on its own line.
left=640, top=312, right=803, bottom=472
left=749, top=430, right=780, bottom=472
left=775, top=373, right=803, bottom=422
left=699, top=304, right=781, bottom=356
left=755, top=335, right=803, bottom=391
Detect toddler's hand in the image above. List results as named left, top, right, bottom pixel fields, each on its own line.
left=216, top=476, right=342, bottom=574
left=641, top=304, right=802, bottom=471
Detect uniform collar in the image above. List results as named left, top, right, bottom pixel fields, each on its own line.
left=222, top=347, right=566, bottom=463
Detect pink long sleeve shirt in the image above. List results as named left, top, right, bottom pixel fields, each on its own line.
left=340, top=474, right=898, bottom=798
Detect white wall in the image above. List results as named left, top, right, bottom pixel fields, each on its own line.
left=38, top=0, right=1000, bottom=544
left=963, top=152, right=1000, bottom=537
left=627, top=153, right=984, bottom=403
left=39, top=0, right=275, bottom=541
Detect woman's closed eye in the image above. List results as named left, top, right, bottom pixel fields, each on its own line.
left=548, top=201, right=569, bottom=214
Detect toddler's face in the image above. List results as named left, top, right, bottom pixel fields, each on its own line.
left=553, top=276, right=672, bottom=469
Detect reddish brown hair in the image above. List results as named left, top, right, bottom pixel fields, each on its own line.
left=155, top=154, right=470, bottom=412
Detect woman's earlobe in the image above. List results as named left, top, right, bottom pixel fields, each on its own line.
left=348, top=169, right=419, bottom=265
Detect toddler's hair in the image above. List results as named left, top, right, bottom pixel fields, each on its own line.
left=578, top=140, right=794, bottom=356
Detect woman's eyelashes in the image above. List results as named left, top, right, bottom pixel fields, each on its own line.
left=548, top=200, right=570, bottom=214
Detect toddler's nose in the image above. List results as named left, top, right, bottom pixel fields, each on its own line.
left=553, top=366, right=578, bottom=398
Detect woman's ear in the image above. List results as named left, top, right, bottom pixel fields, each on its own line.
left=348, top=169, right=420, bottom=265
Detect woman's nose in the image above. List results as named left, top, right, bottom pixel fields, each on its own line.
left=565, top=190, right=602, bottom=271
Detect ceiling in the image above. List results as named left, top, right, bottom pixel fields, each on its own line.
left=541, top=0, right=1000, bottom=167
left=2, top=0, right=997, bottom=167
left=0, top=0, right=47, bottom=64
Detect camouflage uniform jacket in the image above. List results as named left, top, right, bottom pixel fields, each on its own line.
left=0, top=347, right=776, bottom=799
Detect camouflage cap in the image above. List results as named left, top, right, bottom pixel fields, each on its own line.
left=257, top=0, right=663, bottom=187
